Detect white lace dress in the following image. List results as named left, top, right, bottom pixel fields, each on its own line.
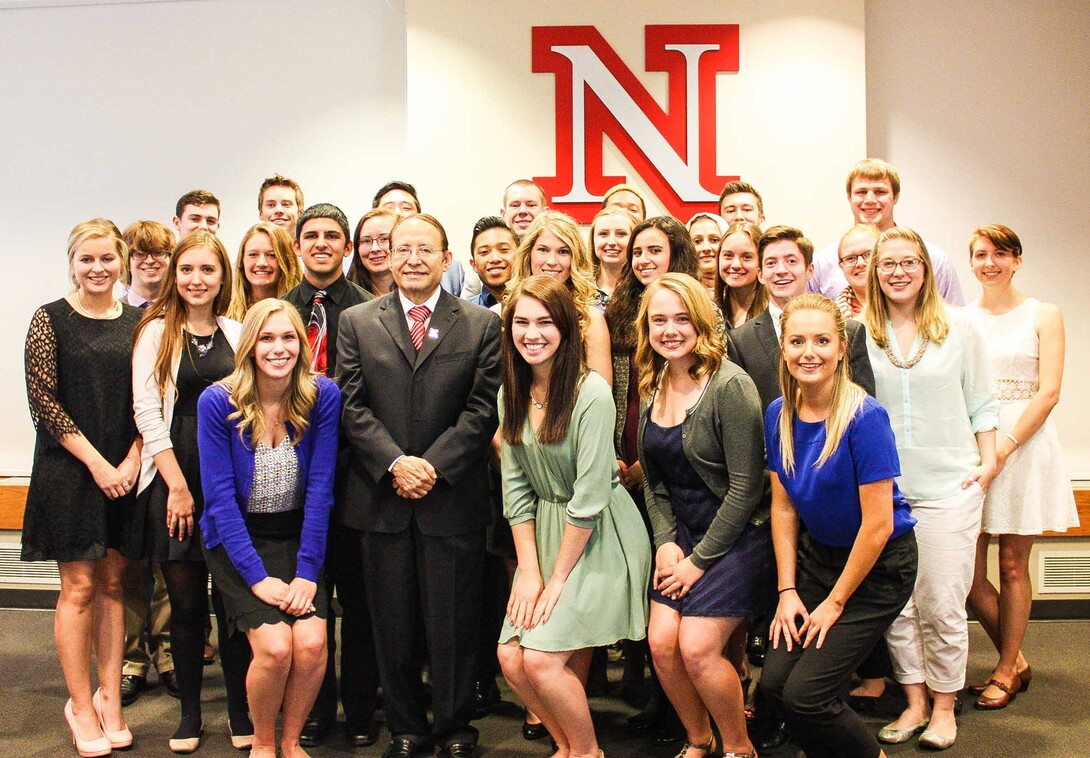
left=966, top=298, right=1079, bottom=534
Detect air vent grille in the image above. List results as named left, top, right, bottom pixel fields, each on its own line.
left=1038, top=550, right=1090, bottom=594
left=0, top=543, right=60, bottom=587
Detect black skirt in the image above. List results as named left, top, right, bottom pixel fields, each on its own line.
left=203, top=510, right=328, bottom=636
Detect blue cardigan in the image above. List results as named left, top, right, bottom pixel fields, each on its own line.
left=197, top=376, right=341, bottom=587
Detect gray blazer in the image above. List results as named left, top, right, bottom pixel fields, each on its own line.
left=727, top=307, right=876, bottom=412
left=335, top=289, right=502, bottom=535
left=638, top=362, right=770, bottom=570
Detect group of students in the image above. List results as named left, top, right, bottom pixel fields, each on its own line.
left=21, top=158, right=1079, bottom=758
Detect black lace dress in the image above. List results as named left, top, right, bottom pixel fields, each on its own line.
left=22, top=298, right=142, bottom=562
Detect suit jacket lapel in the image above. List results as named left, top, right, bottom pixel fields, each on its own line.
left=415, top=291, right=459, bottom=369
left=379, top=296, right=417, bottom=367
left=755, top=309, right=781, bottom=372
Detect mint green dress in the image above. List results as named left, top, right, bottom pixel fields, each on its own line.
left=499, top=372, right=651, bottom=651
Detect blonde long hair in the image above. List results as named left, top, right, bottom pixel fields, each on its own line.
left=863, top=227, right=949, bottom=348
left=777, top=294, right=866, bottom=475
left=227, top=223, right=302, bottom=321
left=220, top=299, right=317, bottom=447
left=135, top=232, right=233, bottom=398
left=635, top=273, right=724, bottom=400
left=505, top=211, right=600, bottom=339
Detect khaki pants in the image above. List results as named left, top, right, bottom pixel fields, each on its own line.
left=121, top=558, right=173, bottom=677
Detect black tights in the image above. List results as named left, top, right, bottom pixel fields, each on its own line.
left=212, top=582, right=253, bottom=734
left=161, top=562, right=251, bottom=738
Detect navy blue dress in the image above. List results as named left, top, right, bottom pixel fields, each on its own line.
left=643, top=419, right=773, bottom=617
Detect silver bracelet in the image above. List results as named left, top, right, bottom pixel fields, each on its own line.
left=1005, top=432, right=1020, bottom=446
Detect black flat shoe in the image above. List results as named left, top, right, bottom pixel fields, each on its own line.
left=120, top=674, right=146, bottom=706
left=522, top=719, right=548, bottom=740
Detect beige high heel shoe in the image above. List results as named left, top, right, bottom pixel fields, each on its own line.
left=64, top=698, right=112, bottom=757
left=93, top=688, right=133, bottom=749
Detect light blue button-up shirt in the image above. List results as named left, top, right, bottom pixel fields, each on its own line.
left=867, top=307, right=998, bottom=500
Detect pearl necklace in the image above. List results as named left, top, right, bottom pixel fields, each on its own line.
left=74, top=289, right=120, bottom=319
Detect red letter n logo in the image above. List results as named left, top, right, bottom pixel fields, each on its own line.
left=532, top=25, right=739, bottom=223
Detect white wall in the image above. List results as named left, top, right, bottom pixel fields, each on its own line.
left=866, top=1, right=1090, bottom=478
left=0, top=0, right=408, bottom=474
left=404, top=0, right=867, bottom=251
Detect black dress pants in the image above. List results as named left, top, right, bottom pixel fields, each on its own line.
left=310, top=521, right=380, bottom=731
left=761, top=530, right=916, bottom=758
left=361, top=523, right=485, bottom=749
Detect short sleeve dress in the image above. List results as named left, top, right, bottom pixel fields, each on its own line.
left=965, top=298, right=1079, bottom=534
left=22, top=299, right=142, bottom=562
left=498, top=372, right=651, bottom=651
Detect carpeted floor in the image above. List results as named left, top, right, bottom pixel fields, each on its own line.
left=1, top=609, right=1086, bottom=756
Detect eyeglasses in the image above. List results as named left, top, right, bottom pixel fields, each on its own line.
left=131, top=250, right=171, bottom=261
left=359, top=235, right=391, bottom=250
left=838, top=252, right=870, bottom=268
left=392, top=245, right=442, bottom=260
left=876, top=257, right=923, bottom=274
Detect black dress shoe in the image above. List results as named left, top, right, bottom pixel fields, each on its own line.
left=471, top=679, right=499, bottom=720
left=438, top=743, right=478, bottom=758
left=650, top=712, right=683, bottom=745
left=746, top=632, right=768, bottom=667
left=522, top=719, right=548, bottom=740
left=299, top=717, right=330, bottom=747
left=160, top=670, right=181, bottom=698
left=752, top=720, right=789, bottom=751
left=120, top=674, right=146, bottom=706
left=382, top=737, right=432, bottom=757
left=345, top=720, right=381, bottom=747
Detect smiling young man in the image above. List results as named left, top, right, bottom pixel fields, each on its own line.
left=501, top=179, right=548, bottom=236
left=467, top=216, right=517, bottom=308
left=258, top=174, right=304, bottom=236
left=728, top=225, right=875, bottom=412
left=809, top=159, right=963, bottom=304
left=172, top=189, right=221, bottom=238
left=718, top=180, right=766, bottom=227
left=337, top=213, right=501, bottom=758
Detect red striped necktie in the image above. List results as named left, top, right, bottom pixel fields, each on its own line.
left=408, top=305, right=431, bottom=350
left=307, top=289, right=328, bottom=374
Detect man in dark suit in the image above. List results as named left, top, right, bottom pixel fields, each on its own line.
left=728, top=224, right=875, bottom=411
left=727, top=224, right=875, bottom=753
left=283, top=204, right=381, bottom=749
left=337, top=213, right=502, bottom=758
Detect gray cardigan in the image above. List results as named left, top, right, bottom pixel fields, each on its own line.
left=638, top=361, right=771, bottom=570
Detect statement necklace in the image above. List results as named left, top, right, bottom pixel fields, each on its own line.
left=529, top=391, right=549, bottom=410
left=186, top=322, right=216, bottom=359
left=884, top=334, right=930, bottom=369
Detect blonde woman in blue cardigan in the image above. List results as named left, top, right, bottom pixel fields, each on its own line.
left=198, top=299, right=340, bottom=758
